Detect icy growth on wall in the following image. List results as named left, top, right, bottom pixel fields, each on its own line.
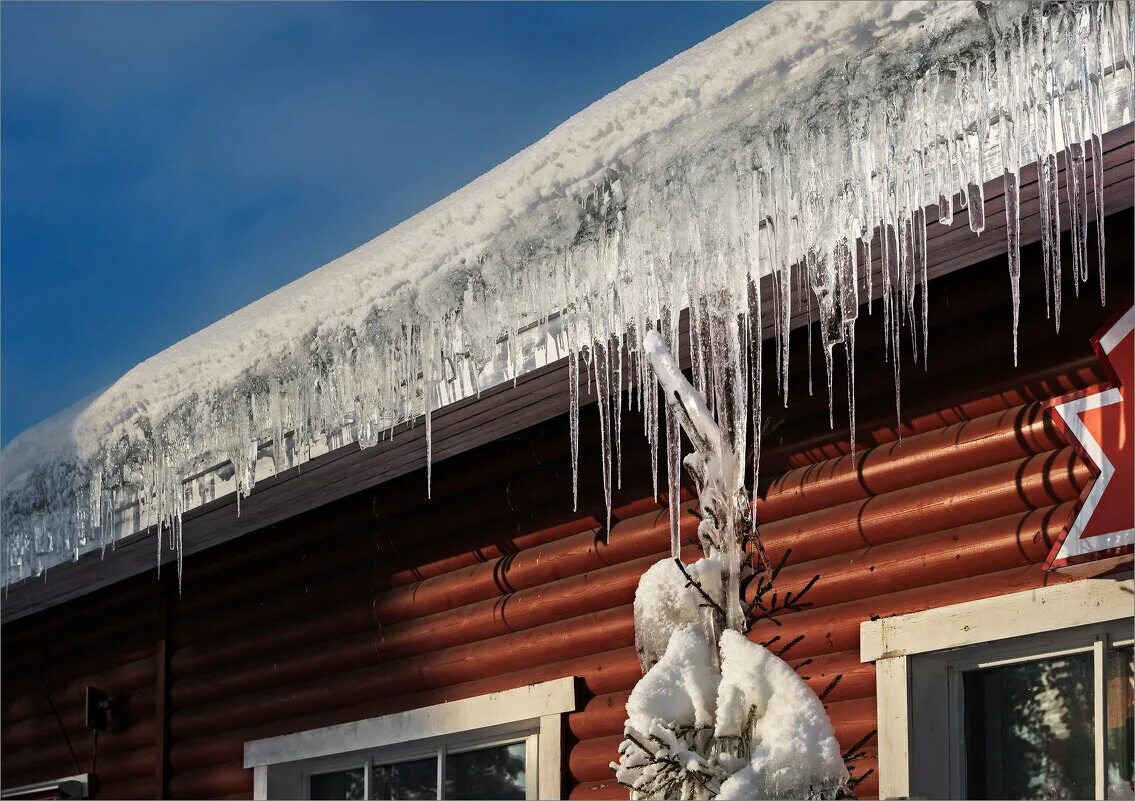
left=620, top=324, right=845, bottom=799
left=2, top=1, right=1133, bottom=586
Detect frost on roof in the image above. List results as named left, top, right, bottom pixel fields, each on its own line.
left=2, top=1, right=1133, bottom=587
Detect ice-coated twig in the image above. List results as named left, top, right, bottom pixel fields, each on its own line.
left=673, top=558, right=727, bottom=620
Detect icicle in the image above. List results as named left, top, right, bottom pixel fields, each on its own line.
left=664, top=403, right=682, bottom=560
left=595, top=341, right=613, bottom=537
left=1005, top=174, right=1022, bottom=364
left=615, top=336, right=624, bottom=491
left=915, top=209, right=928, bottom=368
left=424, top=327, right=434, bottom=500
left=807, top=285, right=815, bottom=400
left=748, top=277, right=763, bottom=509
left=569, top=346, right=580, bottom=513
left=846, top=325, right=856, bottom=458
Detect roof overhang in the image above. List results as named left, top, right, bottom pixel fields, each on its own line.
left=4, top=123, right=1131, bottom=622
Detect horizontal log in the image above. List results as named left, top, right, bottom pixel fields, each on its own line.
left=782, top=360, right=1104, bottom=469
left=170, top=605, right=635, bottom=740
left=757, top=447, right=1089, bottom=563
left=2, top=698, right=156, bottom=757
left=2, top=621, right=159, bottom=698
left=97, top=777, right=157, bottom=801
left=750, top=502, right=1072, bottom=614
left=749, top=563, right=1070, bottom=660
left=569, top=735, right=623, bottom=783
left=792, top=650, right=876, bottom=705
left=380, top=494, right=673, bottom=588
left=568, top=691, right=634, bottom=742
left=761, top=402, right=1062, bottom=520
left=1, top=578, right=157, bottom=657
left=167, top=762, right=251, bottom=799
left=171, top=494, right=673, bottom=651
left=176, top=418, right=606, bottom=586
left=171, top=549, right=679, bottom=709
left=1, top=739, right=156, bottom=789
left=366, top=504, right=689, bottom=626
left=169, top=645, right=646, bottom=773
left=4, top=657, right=157, bottom=731
left=171, top=503, right=692, bottom=678
left=173, top=448, right=629, bottom=617
left=846, top=756, right=880, bottom=799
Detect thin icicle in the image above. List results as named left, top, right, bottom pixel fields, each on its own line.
left=1004, top=173, right=1022, bottom=364
left=569, top=347, right=581, bottom=513
left=615, top=337, right=624, bottom=491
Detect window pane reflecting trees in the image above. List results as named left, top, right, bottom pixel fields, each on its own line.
left=445, top=742, right=525, bottom=800
left=965, top=652, right=1095, bottom=800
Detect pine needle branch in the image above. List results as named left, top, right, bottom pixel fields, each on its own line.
left=819, top=673, right=843, bottom=701
left=841, top=729, right=877, bottom=762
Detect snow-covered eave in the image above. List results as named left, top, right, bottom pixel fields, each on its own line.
left=3, top=0, right=1134, bottom=600
left=4, top=124, right=1132, bottom=623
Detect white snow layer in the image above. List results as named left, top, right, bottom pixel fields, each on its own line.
left=617, top=624, right=847, bottom=799
left=634, top=557, right=724, bottom=672
left=627, top=624, right=722, bottom=733
left=3, top=1, right=1134, bottom=585
left=715, top=631, right=847, bottom=800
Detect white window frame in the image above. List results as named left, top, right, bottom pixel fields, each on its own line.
left=0, top=774, right=91, bottom=800
left=862, top=577, right=1134, bottom=800
left=244, top=677, right=577, bottom=800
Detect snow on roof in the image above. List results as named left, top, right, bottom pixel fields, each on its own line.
left=3, top=1, right=1132, bottom=586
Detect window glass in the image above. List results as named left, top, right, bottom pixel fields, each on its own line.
left=964, top=652, right=1095, bottom=800
left=444, top=741, right=526, bottom=800
left=1107, top=645, right=1135, bottom=800
left=372, top=756, right=438, bottom=801
left=309, top=768, right=365, bottom=801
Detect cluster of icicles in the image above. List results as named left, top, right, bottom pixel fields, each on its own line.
left=2, top=1, right=1132, bottom=588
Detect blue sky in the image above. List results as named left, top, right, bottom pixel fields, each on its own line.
left=1, top=1, right=761, bottom=446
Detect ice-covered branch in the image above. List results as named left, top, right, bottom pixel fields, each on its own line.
left=626, top=336, right=847, bottom=799
left=642, top=330, right=721, bottom=457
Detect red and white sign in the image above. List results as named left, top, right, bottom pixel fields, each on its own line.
left=1045, top=305, right=1134, bottom=573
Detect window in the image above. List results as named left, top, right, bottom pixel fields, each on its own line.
left=863, top=578, right=1134, bottom=800
left=292, top=730, right=535, bottom=800
left=244, top=678, right=576, bottom=800
left=932, top=622, right=1131, bottom=799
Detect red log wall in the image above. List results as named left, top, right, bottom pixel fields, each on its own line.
left=2, top=216, right=1132, bottom=800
